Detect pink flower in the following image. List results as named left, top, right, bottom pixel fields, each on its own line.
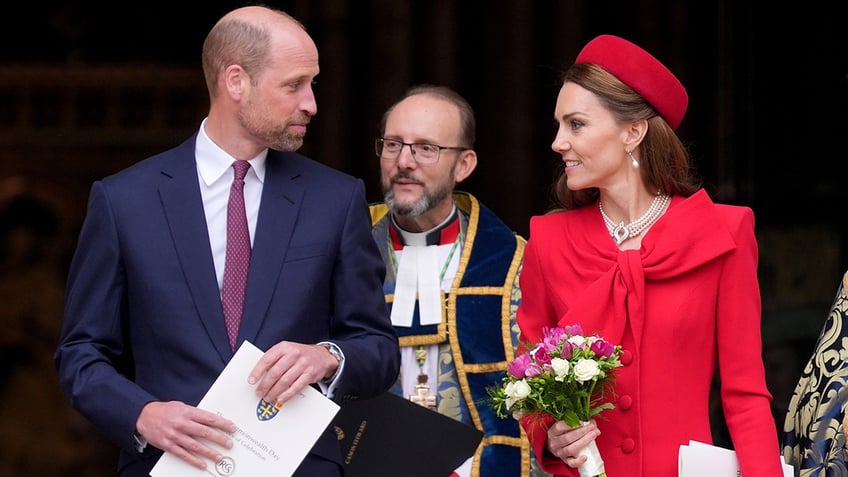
left=533, top=347, right=553, bottom=367
left=591, top=339, right=615, bottom=358
left=564, top=323, right=584, bottom=337
left=539, top=339, right=558, bottom=354
left=560, top=339, right=574, bottom=359
left=543, top=326, right=567, bottom=345
left=507, top=353, right=531, bottom=378
left=524, top=362, right=543, bottom=378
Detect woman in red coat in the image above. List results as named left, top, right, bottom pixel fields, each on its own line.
left=516, top=34, right=783, bottom=477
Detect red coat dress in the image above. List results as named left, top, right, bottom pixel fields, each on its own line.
left=516, top=189, right=783, bottom=477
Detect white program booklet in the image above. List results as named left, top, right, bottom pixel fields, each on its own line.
left=678, top=440, right=793, bottom=477
left=150, top=341, right=340, bottom=477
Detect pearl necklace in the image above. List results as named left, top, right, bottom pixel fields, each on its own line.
left=599, top=193, right=670, bottom=246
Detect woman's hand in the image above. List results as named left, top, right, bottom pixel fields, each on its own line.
left=545, top=419, right=600, bottom=468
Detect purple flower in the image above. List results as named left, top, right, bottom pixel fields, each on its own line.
left=559, top=339, right=574, bottom=359
left=533, top=347, right=553, bottom=367
left=564, top=323, right=584, bottom=337
left=524, top=362, right=543, bottom=378
left=591, top=338, right=615, bottom=358
left=507, top=353, right=531, bottom=378
left=543, top=326, right=567, bottom=345
left=539, top=338, right=558, bottom=354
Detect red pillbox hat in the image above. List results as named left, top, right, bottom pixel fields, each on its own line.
left=575, top=34, right=688, bottom=130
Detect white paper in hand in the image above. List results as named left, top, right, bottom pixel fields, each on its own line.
left=678, top=440, right=794, bottom=477
left=150, top=341, right=340, bottom=477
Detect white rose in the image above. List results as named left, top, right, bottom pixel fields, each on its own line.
left=568, top=335, right=587, bottom=348
left=573, top=358, right=600, bottom=383
left=510, top=379, right=532, bottom=399
left=551, top=357, right=570, bottom=381
left=504, top=379, right=531, bottom=409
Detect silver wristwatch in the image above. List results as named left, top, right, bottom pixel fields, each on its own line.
left=320, top=342, right=343, bottom=363
left=318, top=341, right=344, bottom=382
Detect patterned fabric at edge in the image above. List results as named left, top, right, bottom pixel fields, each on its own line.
left=783, top=270, right=848, bottom=476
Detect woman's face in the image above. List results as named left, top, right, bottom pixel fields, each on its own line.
left=551, top=82, right=631, bottom=192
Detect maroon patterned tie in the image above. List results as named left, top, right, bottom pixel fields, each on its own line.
left=222, top=160, right=251, bottom=351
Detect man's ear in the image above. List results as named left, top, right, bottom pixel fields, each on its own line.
left=224, top=65, right=248, bottom=99
left=453, top=150, right=478, bottom=184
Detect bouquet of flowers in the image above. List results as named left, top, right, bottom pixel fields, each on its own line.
left=488, top=324, right=623, bottom=477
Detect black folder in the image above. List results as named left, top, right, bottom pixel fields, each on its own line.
left=333, top=392, right=484, bottom=477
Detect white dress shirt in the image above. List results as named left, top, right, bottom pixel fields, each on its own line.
left=195, top=118, right=266, bottom=294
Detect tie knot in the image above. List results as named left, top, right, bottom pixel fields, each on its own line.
left=232, top=160, right=251, bottom=181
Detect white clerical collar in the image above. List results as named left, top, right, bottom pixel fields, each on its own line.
left=390, top=205, right=458, bottom=248
left=390, top=205, right=460, bottom=327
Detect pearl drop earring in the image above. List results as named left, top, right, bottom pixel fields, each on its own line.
left=626, top=149, right=639, bottom=168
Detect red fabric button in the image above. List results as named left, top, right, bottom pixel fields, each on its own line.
left=620, top=349, right=633, bottom=365
left=621, top=438, right=635, bottom=453
left=619, top=395, right=633, bottom=410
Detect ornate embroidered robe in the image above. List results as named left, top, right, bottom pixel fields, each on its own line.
left=370, top=192, right=531, bottom=477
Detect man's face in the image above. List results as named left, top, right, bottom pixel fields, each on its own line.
left=239, top=30, right=319, bottom=152
left=379, top=94, right=464, bottom=219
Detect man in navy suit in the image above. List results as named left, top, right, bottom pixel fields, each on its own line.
left=54, top=6, right=399, bottom=476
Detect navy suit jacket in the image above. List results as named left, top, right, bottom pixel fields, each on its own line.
left=55, top=135, right=400, bottom=476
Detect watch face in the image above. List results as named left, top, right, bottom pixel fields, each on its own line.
left=324, top=344, right=342, bottom=361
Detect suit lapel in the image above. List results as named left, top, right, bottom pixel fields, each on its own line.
left=240, top=152, right=305, bottom=345
left=158, top=140, right=232, bottom=362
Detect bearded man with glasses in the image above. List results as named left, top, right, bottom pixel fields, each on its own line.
left=369, top=84, right=547, bottom=477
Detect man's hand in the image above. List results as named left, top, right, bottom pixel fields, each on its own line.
left=248, top=341, right=339, bottom=405
left=136, top=401, right=237, bottom=470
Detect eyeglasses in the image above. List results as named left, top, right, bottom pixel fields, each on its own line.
left=375, top=138, right=467, bottom=165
